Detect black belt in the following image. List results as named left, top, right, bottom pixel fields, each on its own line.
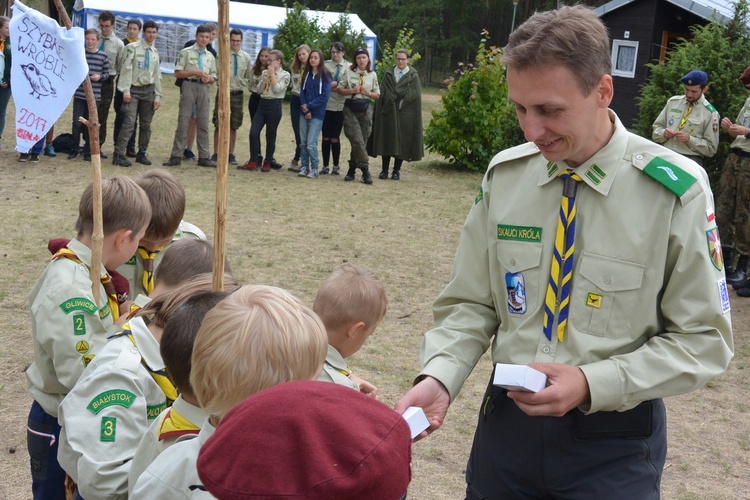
left=185, top=78, right=201, bottom=83
left=132, top=84, right=154, bottom=89
left=732, top=148, right=750, bottom=159
left=230, top=90, right=243, bottom=96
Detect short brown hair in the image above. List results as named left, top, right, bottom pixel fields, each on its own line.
left=191, top=285, right=327, bottom=419
left=503, top=5, right=611, bottom=96
left=85, top=28, right=100, bottom=39
left=268, top=49, right=284, bottom=66
left=313, top=264, right=387, bottom=333
left=135, top=170, right=186, bottom=240
left=161, top=291, right=230, bottom=397
left=75, top=176, right=151, bottom=239
left=154, top=239, right=231, bottom=288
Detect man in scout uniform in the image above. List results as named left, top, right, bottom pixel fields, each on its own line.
left=717, top=66, right=750, bottom=292
left=163, top=24, right=217, bottom=168
left=113, top=19, right=142, bottom=158
left=26, top=177, right=151, bottom=499
left=396, top=6, right=733, bottom=498
left=112, top=20, right=162, bottom=168
left=96, top=11, right=124, bottom=159
left=209, top=28, right=251, bottom=165
left=652, top=69, right=720, bottom=166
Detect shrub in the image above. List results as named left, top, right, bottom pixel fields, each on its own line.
left=424, top=32, right=524, bottom=171
left=321, top=13, right=366, bottom=61
left=635, top=0, right=750, bottom=185
left=273, top=2, right=325, bottom=65
left=375, top=27, right=421, bottom=83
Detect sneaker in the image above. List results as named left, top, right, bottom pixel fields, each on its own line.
left=162, top=156, right=182, bottom=167
left=391, top=171, right=400, bottom=180
left=135, top=152, right=152, bottom=166
left=361, top=169, right=373, bottom=185
left=113, top=154, right=132, bottom=167
left=210, top=153, right=218, bottom=162
left=320, top=166, right=330, bottom=175
left=126, top=147, right=138, bottom=158
left=306, top=168, right=319, bottom=178
left=379, top=170, right=389, bottom=180
left=197, top=158, right=217, bottom=168
left=29, top=153, right=40, bottom=163
left=183, top=149, right=197, bottom=160
left=68, top=150, right=80, bottom=160
left=270, top=159, right=283, bottom=170
left=298, top=167, right=308, bottom=177
left=331, top=166, right=340, bottom=175
left=228, top=154, right=237, bottom=165
left=238, top=159, right=258, bottom=171
left=44, top=145, right=56, bottom=157
left=18, top=153, right=29, bottom=162
left=288, top=158, right=299, bottom=172
left=261, top=160, right=272, bottom=172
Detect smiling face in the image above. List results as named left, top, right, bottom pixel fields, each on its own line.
left=195, top=31, right=210, bottom=50
left=507, top=64, right=614, bottom=167
left=85, top=33, right=99, bottom=51
left=259, top=49, right=269, bottom=67
left=230, top=35, right=242, bottom=53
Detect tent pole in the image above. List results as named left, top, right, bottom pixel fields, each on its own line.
left=213, top=0, right=230, bottom=292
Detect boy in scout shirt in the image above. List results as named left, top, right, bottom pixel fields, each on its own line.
left=116, top=170, right=206, bottom=303
left=313, top=264, right=386, bottom=396
left=112, top=20, right=162, bottom=167
left=163, top=24, right=217, bottom=168
left=96, top=11, right=124, bottom=158
left=127, top=289, right=231, bottom=493
left=26, top=177, right=151, bottom=499
left=130, top=285, right=327, bottom=497
left=58, top=273, right=238, bottom=500
left=652, top=69, right=720, bottom=166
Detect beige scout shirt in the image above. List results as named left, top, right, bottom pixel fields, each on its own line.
left=653, top=94, right=720, bottom=158
left=175, top=44, right=217, bottom=80
left=116, top=220, right=206, bottom=301
left=291, top=70, right=304, bottom=96
left=130, top=418, right=216, bottom=498
left=259, top=68, right=290, bottom=99
left=26, top=238, right=116, bottom=417
left=729, top=96, right=750, bottom=153
left=117, top=39, right=163, bottom=102
left=128, top=395, right=207, bottom=494
left=340, top=67, right=380, bottom=102
left=58, top=316, right=169, bottom=499
left=325, top=59, right=349, bottom=111
left=99, top=33, right=124, bottom=76
left=317, top=344, right=359, bottom=391
left=224, top=49, right=252, bottom=92
left=420, top=110, right=733, bottom=414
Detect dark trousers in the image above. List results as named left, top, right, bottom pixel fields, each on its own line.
left=465, top=378, right=666, bottom=499
left=98, top=78, right=114, bottom=145
left=71, top=98, right=92, bottom=153
left=248, top=91, right=261, bottom=121
left=249, top=98, right=282, bottom=161
left=290, top=94, right=302, bottom=161
left=113, top=87, right=137, bottom=152
left=28, top=401, right=66, bottom=500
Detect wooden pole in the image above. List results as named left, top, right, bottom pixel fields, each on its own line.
left=53, top=0, right=103, bottom=306
left=213, top=0, right=230, bottom=292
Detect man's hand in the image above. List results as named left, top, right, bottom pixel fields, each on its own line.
left=507, top=362, right=590, bottom=417
left=123, top=94, right=131, bottom=104
left=721, top=117, right=733, bottom=131
left=349, top=373, right=378, bottom=399
left=726, top=122, right=749, bottom=138
left=394, top=376, right=450, bottom=441
left=663, top=128, right=676, bottom=139
left=153, top=101, right=160, bottom=111
left=673, top=131, right=690, bottom=143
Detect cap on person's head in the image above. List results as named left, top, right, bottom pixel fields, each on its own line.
left=739, top=66, right=750, bottom=86
left=681, top=70, right=708, bottom=86
left=197, top=380, right=412, bottom=500
left=353, top=47, right=369, bottom=58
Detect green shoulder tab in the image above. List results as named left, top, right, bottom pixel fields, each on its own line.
left=642, top=157, right=697, bottom=197
left=60, top=298, right=97, bottom=315
left=474, top=185, right=483, bottom=204
left=87, top=389, right=137, bottom=414
left=705, top=102, right=717, bottom=113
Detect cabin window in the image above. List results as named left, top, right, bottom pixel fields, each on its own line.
left=611, top=40, right=638, bottom=78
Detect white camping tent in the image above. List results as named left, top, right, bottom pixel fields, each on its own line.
left=71, top=0, right=377, bottom=73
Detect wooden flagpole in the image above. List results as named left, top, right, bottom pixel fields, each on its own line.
left=213, top=0, right=230, bottom=292
left=53, top=0, right=103, bottom=306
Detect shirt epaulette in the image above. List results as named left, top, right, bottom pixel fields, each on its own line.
left=488, top=142, right=539, bottom=171
left=705, top=102, right=717, bottom=113
left=631, top=152, right=698, bottom=199
left=114, top=344, right=142, bottom=374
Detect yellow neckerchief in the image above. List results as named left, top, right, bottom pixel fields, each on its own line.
left=0, top=38, right=5, bottom=53
left=358, top=71, right=365, bottom=88
left=136, top=246, right=162, bottom=296
left=109, top=322, right=178, bottom=404
left=157, top=406, right=201, bottom=441
left=52, top=247, right=119, bottom=322
left=678, top=102, right=694, bottom=131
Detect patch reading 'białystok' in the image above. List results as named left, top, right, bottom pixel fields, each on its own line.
left=87, top=390, right=137, bottom=414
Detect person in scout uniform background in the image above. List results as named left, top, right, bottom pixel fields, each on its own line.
left=26, top=177, right=151, bottom=500
left=319, top=42, right=349, bottom=176
left=717, top=66, right=750, bottom=294
left=96, top=11, right=124, bottom=159
left=652, top=69, right=720, bottom=166
left=396, top=6, right=733, bottom=498
left=112, top=18, right=142, bottom=159
left=112, top=20, right=162, bottom=168
left=163, top=24, right=217, bottom=168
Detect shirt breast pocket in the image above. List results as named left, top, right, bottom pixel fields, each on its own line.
left=571, top=252, right=644, bottom=338
left=496, top=242, right=543, bottom=316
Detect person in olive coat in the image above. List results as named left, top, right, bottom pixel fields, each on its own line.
left=368, top=49, right=424, bottom=180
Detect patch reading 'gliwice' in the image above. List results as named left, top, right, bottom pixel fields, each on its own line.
left=505, top=272, right=527, bottom=314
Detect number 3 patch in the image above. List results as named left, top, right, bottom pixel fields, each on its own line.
left=101, top=416, right=116, bottom=442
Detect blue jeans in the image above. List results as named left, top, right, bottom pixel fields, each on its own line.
left=299, top=115, right=323, bottom=170
left=0, top=85, right=12, bottom=139
left=27, top=400, right=66, bottom=500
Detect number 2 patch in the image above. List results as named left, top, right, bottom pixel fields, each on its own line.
left=101, top=416, right=116, bottom=442
left=73, top=314, right=86, bottom=335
